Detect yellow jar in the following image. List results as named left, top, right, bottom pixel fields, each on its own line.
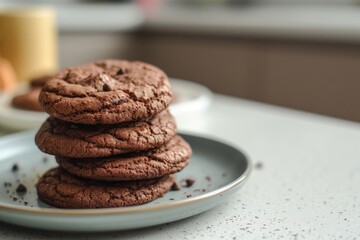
left=0, top=7, right=58, bottom=82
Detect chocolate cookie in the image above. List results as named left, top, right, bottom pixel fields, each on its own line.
left=30, top=75, right=52, bottom=88
left=37, top=167, right=175, bottom=209
left=35, top=110, right=176, bottom=158
left=12, top=88, right=43, bottom=111
left=56, top=135, right=192, bottom=181
left=39, top=60, right=172, bottom=124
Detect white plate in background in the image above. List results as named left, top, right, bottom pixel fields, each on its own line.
left=0, top=89, right=48, bottom=131
left=170, top=78, right=213, bottom=116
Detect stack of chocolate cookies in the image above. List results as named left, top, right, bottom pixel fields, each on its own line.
left=34, top=60, right=192, bottom=208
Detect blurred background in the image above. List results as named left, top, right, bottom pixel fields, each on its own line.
left=1, top=0, right=360, bottom=123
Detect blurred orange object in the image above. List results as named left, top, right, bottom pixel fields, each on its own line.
left=0, top=57, right=16, bottom=93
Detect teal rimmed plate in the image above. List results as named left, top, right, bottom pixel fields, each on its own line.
left=0, top=131, right=251, bottom=232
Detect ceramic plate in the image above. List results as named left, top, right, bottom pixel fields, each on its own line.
left=0, top=86, right=48, bottom=131
left=170, top=78, right=212, bottom=116
left=0, top=131, right=250, bottom=232
left=0, top=79, right=212, bottom=131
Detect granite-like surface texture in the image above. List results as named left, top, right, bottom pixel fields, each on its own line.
left=0, top=95, right=359, bottom=239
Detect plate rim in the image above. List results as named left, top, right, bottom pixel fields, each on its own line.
left=0, top=93, right=48, bottom=131
left=0, top=130, right=251, bottom=216
left=169, top=78, right=213, bottom=112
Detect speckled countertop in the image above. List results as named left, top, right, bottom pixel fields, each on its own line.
left=1, top=94, right=360, bottom=239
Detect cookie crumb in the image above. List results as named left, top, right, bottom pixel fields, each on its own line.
left=186, top=194, right=192, bottom=198
left=43, top=156, right=48, bottom=163
left=184, top=178, right=195, bottom=187
left=171, top=182, right=180, bottom=191
left=205, top=176, right=211, bottom=182
left=169, top=198, right=174, bottom=201
left=255, top=162, right=263, bottom=170
left=12, top=164, right=19, bottom=172
left=4, top=182, right=12, bottom=187
left=12, top=197, right=17, bottom=201
left=16, top=184, right=27, bottom=194
left=24, top=201, right=28, bottom=206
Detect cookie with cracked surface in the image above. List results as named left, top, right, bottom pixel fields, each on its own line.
left=12, top=87, right=43, bottom=111
left=36, top=167, right=175, bottom=209
left=56, top=135, right=192, bottom=181
left=39, top=60, right=172, bottom=124
left=35, top=110, right=176, bottom=158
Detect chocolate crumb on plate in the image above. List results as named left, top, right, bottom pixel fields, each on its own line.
left=12, top=164, right=19, bottom=172
left=12, top=197, right=17, bottom=201
left=186, top=178, right=195, bottom=187
left=171, top=182, right=180, bottom=191
left=181, top=178, right=195, bottom=187
left=16, top=184, right=27, bottom=194
left=205, top=176, right=211, bottom=182
left=4, top=182, right=12, bottom=187
left=255, top=161, right=263, bottom=170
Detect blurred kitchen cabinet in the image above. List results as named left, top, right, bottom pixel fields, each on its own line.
left=132, top=33, right=260, bottom=99
left=57, top=30, right=360, bottom=122
left=263, top=42, right=360, bottom=122
left=135, top=32, right=360, bottom=122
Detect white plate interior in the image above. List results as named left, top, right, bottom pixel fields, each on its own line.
left=170, top=78, right=212, bottom=116
left=0, top=89, right=48, bottom=131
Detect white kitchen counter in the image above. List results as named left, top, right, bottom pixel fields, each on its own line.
left=0, top=94, right=359, bottom=239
